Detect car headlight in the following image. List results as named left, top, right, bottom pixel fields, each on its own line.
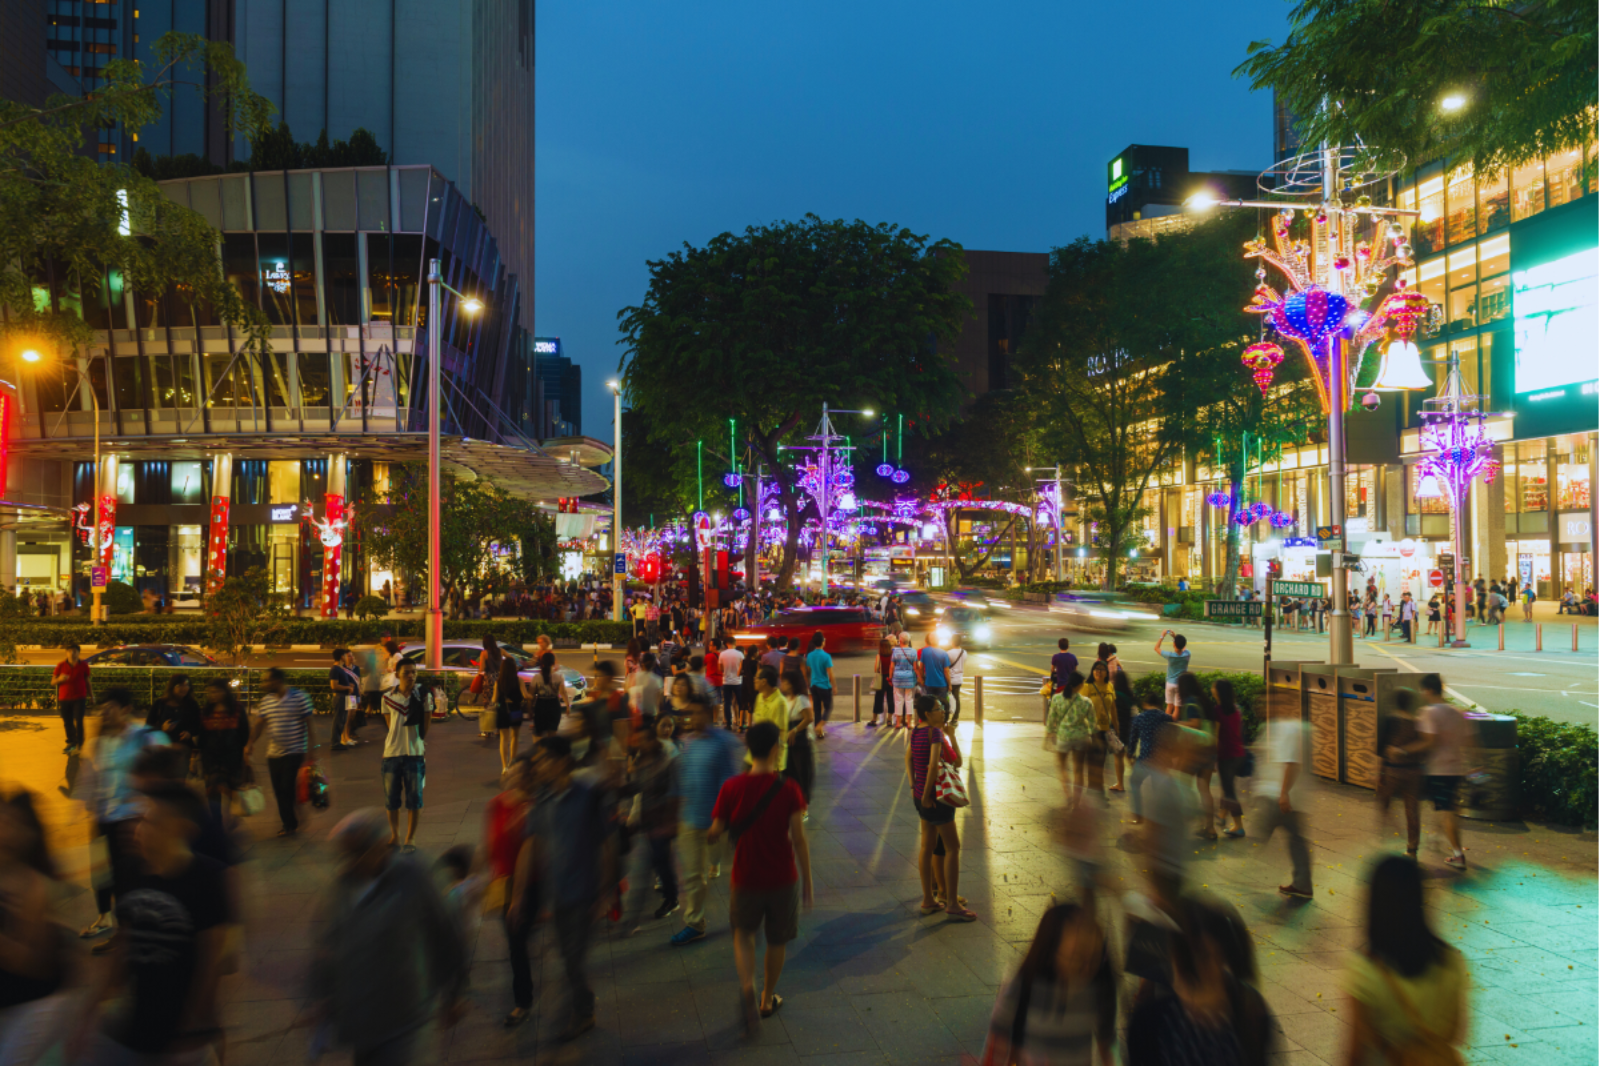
left=935, top=606, right=945, bottom=615
left=905, top=608, right=919, bottom=617
left=975, top=626, right=992, bottom=642
left=934, top=626, right=952, bottom=644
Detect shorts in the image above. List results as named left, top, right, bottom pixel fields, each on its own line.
left=1425, top=775, right=1460, bottom=812
left=914, top=795, right=956, bottom=825
left=1164, top=681, right=1179, bottom=705
left=729, top=882, right=800, bottom=944
left=382, top=755, right=426, bottom=811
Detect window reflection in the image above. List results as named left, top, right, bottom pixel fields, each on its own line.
left=1477, top=169, right=1509, bottom=233
left=258, top=233, right=294, bottom=326
left=1546, top=147, right=1583, bottom=208
left=299, top=353, right=332, bottom=408
left=322, top=234, right=360, bottom=327
left=290, top=234, right=318, bottom=328
left=1446, top=166, right=1475, bottom=245
left=1511, top=158, right=1545, bottom=220
left=1477, top=234, right=1510, bottom=324
left=1414, top=174, right=1445, bottom=256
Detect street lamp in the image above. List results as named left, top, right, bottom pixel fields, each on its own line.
left=425, top=258, right=484, bottom=670
left=17, top=346, right=109, bottom=623
left=1026, top=466, right=1066, bottom=585
left=1439, top=93, right=1468, bottom=113
left=609, top=380, right=624, bottom=622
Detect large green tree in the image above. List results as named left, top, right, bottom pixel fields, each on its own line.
left=1237, top=0, right=1596, bottom=174
left=619, top=214, right=971, bottom=588
left=0, top=33, right=273, bottom=363
left=1017, top=216, right=1264, bottom=590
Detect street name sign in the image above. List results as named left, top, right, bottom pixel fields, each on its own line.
left=1206, top=600, right=1262, bottom=618
left=613, top=553, right=627, bottom=575
left=1273, top=580, right=1323, bottom=597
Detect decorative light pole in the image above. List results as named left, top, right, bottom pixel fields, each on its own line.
left=1416, top=355, right=1499, bottom=648
left=795, top=403, right=872, bottom=595
left=1027, top=466, right=1065, bottom=584
left=609, top=380, right=624, bottom=622
left=425, top=259, right=483, bottom=670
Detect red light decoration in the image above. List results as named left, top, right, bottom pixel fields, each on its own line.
left=637, top=552, right=662, bottom=584
left=206, top=496, right=231, bottom=593
left=95, top=493, right=117, bottom=569
left=1241, top=341, right=1285, bottom=396
left=0, top=392, right=11, bottom=499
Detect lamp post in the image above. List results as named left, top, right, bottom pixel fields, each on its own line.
left=425, top=258, right=483, bottom=670
left=807, top=403, right=872, bottom=596
left=20, top=347, right=110, bottom=624
left=1027, top=465, right=1065, bottom=584
left=609, top=380, right=623, bottom=622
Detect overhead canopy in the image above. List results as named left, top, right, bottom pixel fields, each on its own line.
left=11, top=433, right=610, bottom=500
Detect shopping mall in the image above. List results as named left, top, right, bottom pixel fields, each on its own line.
left=1, top=165, right=609, bottom=609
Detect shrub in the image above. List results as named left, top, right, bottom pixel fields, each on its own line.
left=0, top=617, right=636, bottom=649
left=351, top=595, right=390, bottom=621
left=1503, top=711, right=1598, bottom=827
left=103, top=580, right=144, bottom=615
left=1132, top=668, right=1266, bottom=744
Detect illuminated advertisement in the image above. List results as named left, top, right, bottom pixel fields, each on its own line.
left=1513, top=246, right=1598, bottom=394
left=1107, top=155, right=1127, bottom=194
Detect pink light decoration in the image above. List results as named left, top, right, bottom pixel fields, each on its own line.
left=1241, top=341, right=1285, bottom=396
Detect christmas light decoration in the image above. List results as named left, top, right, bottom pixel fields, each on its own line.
left=723, top=472, right=741, bottom=489
left=891, top=469, right=910, bottom=484
left=1206, top=492, right=1233, bottom=509
left=1241, top=341, right=1285, bottom=396
left=876, top=463, right=894, bottom=478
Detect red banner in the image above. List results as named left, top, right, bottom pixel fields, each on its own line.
left=96, top=493, right=117, bottom=569
left=206, top=496, right=230, bottom=592
left=320, top=493, right=346, bottom=618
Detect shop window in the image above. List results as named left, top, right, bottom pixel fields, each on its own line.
left=221, top=233, right=259, bottom=309
left=263, top=351, right=292, bottom=408
left=234, top=462, right=267, bottom=507
left=1446, top=166, right=1475, bottom=246
left=1556, top=436, right=1591, bottom=511
left=1546, top=147, right=1584, bottom=208
left=1511, top=158, right=1545, bottom=221
left=267, top=461, right=301, bottom=504
left=1446, top=246, right=1476, bottom=332
left=1410, top=465, right=1449, bottom=515
left=391, top=235, right=422, bottom=326
left=133, top=463, right=171, bottom=506
left=1513, top=440, right=1549, bottom=513
left=115, top=463, right=134, bottom=505
left=1413, top=174, right=1445, bottom=256
left=1418, top=257, right=1446, bottom=327
left=367, top=234, right=392, bottom=322
left=1450, top=337, right=1480, bottom=396
left=204, top=352, right=245, bottom=408
left=1477, top=169, right=1509, bottom=233
left=112, top=352, right=144, bottom=412
left=298, top=352, right=331, bottom=408
left=171, top=461, right=204, bottom=503
left=321, top=233, right=360, bottom=327
left=1476, top=234, right=1510, bottom=324
left=175, top=525, right=203, bottom=592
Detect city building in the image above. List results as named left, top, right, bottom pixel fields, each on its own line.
left=942, top=250, right=1050, bottom=398
left=0, top=165, right=607, bottom=608
left=1105, top=144, right=1258, bottom=243
left=233, top=0, right=536, bottom=363
left=533, top=338, right=583, bottom=437
left=3, top=0, right=82, bottom=110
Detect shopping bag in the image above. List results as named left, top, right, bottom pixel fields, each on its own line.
left=238, top=785, right=267, bottom=816
left=935, top=760, right=969, bottom=807
left=307, top=762, right=330, bottom=809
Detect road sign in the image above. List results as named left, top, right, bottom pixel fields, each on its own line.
left=1315, top=524, right=1342, bottom=541
left=613, top=553, right=627, bottom=575
left=1323, top=536, right=1344, bottom=552
left=1428, top=569, right=1445, bottom=588
left=1272, top=580, right=1324, bottom=597
left=1206, top=600, right=1262, bottom=618
left=90, top=566, right=107, bottom=589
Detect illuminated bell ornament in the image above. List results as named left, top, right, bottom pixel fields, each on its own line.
left=1270, top=512, right=1295, bottom=529
left=722, top=473, right=740, bottom=489
left=1415, top=473, right=1443, bottom=499
left=1241, top=341, right=1285, bottom=396
left=1372, top=338, right=1433, bottom=390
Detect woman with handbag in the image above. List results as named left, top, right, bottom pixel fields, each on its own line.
left=1340, top=856, right=1466, bottom=1065
left=868, top=637, right=892, bottom=728
left=493, top=657, right=532, bottom=772
left=486, top=756, right=536, bottom=1028
left=777, top=673, right=815, bottom=807
left=527, top=653, right=568, bottom=740
left=907, top=696, right=976, bottom=922
left=1176, top=673, right=1220, bottom=840
left=1084, top=661, right=1118, bottom=794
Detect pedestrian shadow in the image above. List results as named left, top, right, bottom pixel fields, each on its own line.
left=0, top=715, right=49, bottom=733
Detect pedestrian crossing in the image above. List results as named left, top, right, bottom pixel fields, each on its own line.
left=973, top=675, right=1047, bottom=697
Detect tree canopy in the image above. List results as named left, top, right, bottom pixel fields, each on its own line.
left=1237, top=0, right=1596, bottom=175
left=0, top=33, right=274, bottom=365
left=618, top=214, right=971, bottom=587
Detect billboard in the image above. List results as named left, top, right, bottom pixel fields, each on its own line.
left=1513, top=246, right=1598, bottom=394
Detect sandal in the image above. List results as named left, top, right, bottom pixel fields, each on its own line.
left=918, top=902, right=943, bottom=915
left=760, top=994, right=784, bottom=1018
left=504, top=1008, right=530, bottom=1029
left=79, top=917, right=112, bottom=939
left=1223, top=828, right=1246, bottom=838
left=934, top=895, right=969, bottom=908
left=944, top=907, right=979, bottom=923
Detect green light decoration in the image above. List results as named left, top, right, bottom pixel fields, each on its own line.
left=697, top=440, right=703, bottom=509
left=897, top=413, right=903, bottom=464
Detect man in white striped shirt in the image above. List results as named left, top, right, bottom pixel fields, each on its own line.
left=250, top=667, right=315, bottom=837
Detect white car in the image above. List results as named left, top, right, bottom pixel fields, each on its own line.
left=395, top=640, right=588, bottom=697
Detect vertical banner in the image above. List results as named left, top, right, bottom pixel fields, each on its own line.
left=96, top=454, right=120, bottom=570
left=206, top=454, right=233, bottom=593
left=321, top=455, right=349, bottom=619
left=0, top=391, right=12, bottom=500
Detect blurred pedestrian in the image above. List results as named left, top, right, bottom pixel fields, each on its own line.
left=890, top=633, right=918, bottom=728
left=749, top=666, right=789, bottom=772
left=717, top=640, right=745, bottom=731
left=53, top=642, right=92, bottom=756
left=381, top=660, right=431, bottom=851
left=1257, top=712, right=1313, bottom=899
left=620, top=721, right=681, bottom=934
left=1049, top=638, right=1078, bottom=694
left=1135, top=722, right=1196, bottom=895
left=805, top=631, right=835, bottom=740
left=487, top=757, right=535, bottom=1028
left=778, top=672, right=815, bottom=808
left=982, top=903, right=1117, bottom=1066
left=869, top=635, right=892, bottom=728
left=250, top=667, right=315, bottom=837
left=1084, top=661, right=1118, bottom=788
left=1153, top=631, right=1190, bottom=716
left=1341, top=856, right=1467, bottom=1064
left=1376, top=688, right=1424, bottom=856
left=0, top=793, right=71, bottom=1066
left=309, top=809, right=465, bottom=1064
left=329, top=647, right=362, bottom=750
left=1047, top=671, right=1096, bottom=807
left=909, top=696, right=974, bottom=921
left=946, top=633, right=968, bottom=723
left=154, top=674, right=202, bottom=755
left=1126, top=694, right=1167, bottom=825
left=738, top=644, right=760, bottom=731
left=1175, top=673, right=1218, bottom=840
left=915, top=630, right=952, bottom=715
left=671, top=696, right=744, bottom=945
left=197, top=680, right=250, bottom=806
left=1108, top=668, right=1135, bottom=793
left=492, top=656, right=528, bottom=772
left=706, top=720, right=813, bottom=1033
left=1408, top=673, right=1477, bottom=870
left=1212, top=679, right=1247, bottom=839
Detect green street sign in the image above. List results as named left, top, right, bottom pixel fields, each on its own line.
left=1206, top=600, right=1263, bottom=618
left=1273, top=580, right=1324, bottom=597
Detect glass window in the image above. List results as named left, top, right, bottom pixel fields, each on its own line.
left=1418, top=256, right=1446, bottom=322
left=298, top=352, right=331, bottom=408
left=112, top=353, right=144, bottom=412
left=290, top=233, right=318, bottom=327
left=268, top=461, right=301, bottom=504
left=1446, top=166, right=1475, bottom=246
left=1511, top=158, right=1545, bottom=221
left=221, top=233, right=259, bottom=309
left=1546, top=147, right=1583, bottom=209
left=1556, top=435, right=1591, bottom=511
left=1476, top=234, right=1510, bottom=324
left=1450, top=336, right=1480, bottom=396
left=1446, top=246, right=1476, bottom=331
left=115, top=463, right=135, bottom=505
left=322, top=172, right=357, bottom=230
left=391, top=235, right=422, bottom=326
left=366, top=234, right=392, bottom=322
left=204, top=352, right=243, bottom=408
left=257, top=232, right=293, bottom=326
left=1414, top=174, right=1445, bottom=257
left=171, top=461, right=205, bottom=503
left=1514, top=440, right=1549, bottom=513
left=263, top=351, right=292, bottom=408
left=1477, top=169, right=1509, bottom=233
left=322, top=234, right=360, bottom=327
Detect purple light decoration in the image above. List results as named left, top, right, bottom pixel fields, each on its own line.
left=722, top=472, right=741, bottom=489
left=1269, top=511, right=1295, bottom=529
left=836, top=471, right=854, bottom=488
left=891, top=469, right=910, bottom=484
left=732, top=507, right=750, bottom=521
left=1206, top=491, right=1232, bottom=508
left=876, top=463, right=894, bottom=478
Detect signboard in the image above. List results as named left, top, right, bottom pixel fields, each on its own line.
left=1558, top=513, right=1593, bottom=545
left=91, top=566, right=107, bottom=589
left=1337, top=553, right=1364, bottom=570
left=1315, top=525, right=1342, bottom=541
left=1438, top=552, right=1455, bottom=571
left=1206, top=600, right=1262, bottom=618
left=1323, top=536, right=1345, bottom=552
left=269, top=504, right=299, bottom=523
left=1273, top=580, right=1324, bottom=597
left=532, top=337, right=561, bottom=356
left=613, top=553, right=627, bottom=575
left=1107, top=155, right=1127, bottom=193
left=1428, top=569, right=1445, bottom=588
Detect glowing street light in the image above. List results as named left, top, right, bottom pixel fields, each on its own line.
left=1185, top=191, right=1220, bottom=211
left=1440, top=94, right=1467, bottom=113
left=19, top=349, right=42, bottom=364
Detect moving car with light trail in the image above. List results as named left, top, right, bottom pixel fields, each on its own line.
left=1046, top=591, right=1153, bottom=632
left=934, top=606, right=994, bottom=650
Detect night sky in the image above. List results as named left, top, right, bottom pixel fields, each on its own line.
left=534, top=0, right=1294, bottom=443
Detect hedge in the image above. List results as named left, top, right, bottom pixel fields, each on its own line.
left=1131, top=669, right=1267, bottom=744
left=0, top=665, right=466, bottom=716
left=0, top=618, right=634, bottom=650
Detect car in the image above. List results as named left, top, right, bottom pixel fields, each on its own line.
left=894, top=590, right=940, bottom=628
left=947, top=586, right=1009, bottom=611
left=1046, top=591, right=1155, bottom=632
left=730, top=606, right=881, bottom=654
left=84, top=644, right=219, bottom=667
left=933, top=607, right=994, bottom=650
left=395, top=640, right=589, bottom=698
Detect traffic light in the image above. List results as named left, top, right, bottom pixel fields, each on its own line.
left=1267, top=558, right=1283, bottom=579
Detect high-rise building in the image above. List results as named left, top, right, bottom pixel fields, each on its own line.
left=234, top=0, right=536, bottom=361
left=533, top=338, right=583, bottom=437
left=940, top=251, right=1050, bottom=398
left=3, top=0, right=81, bottom=110
left=1104, top=144, right=1258, bottom=243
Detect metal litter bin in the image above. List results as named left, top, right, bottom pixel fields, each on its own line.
left=1459, top=713, right=1520, bottom=822
left=1300, top=664, right=1341, bottom=783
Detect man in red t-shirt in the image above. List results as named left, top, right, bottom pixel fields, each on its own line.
left=707, top=720, right=812, bottom=1033
left=53, top=641, right=92, bottom=754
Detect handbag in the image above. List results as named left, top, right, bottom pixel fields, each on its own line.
left=238, top=783, right=267, bottom=816
left=1104, top=729, right=1125, bottom=755
left=935, top=758, right=969, bottom=807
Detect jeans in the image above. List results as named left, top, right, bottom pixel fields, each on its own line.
left=59, top=699, right=86, bottom=748
left=721, top=685, right=740, bottom=729
left=624, top=832, right=678, bottom=922
left=677, top=822, right=713, bottom=931
left=552, top=902, right=596, bottom=1020
left=332, top=697, right=350, bottom=741
left=1252, top=796, right=1313, bottom=891
left=504, top=904, right=536, bottom=1010
left=810, top=686, right=833, bottom=724
left=266, top=752, right=305, bottom=832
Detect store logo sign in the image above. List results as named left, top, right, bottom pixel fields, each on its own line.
left=270, top=504, right=299, bottom=523
left=1561, top=515, right=1591, bottom=541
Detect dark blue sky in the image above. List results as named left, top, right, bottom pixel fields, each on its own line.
left=534, top=0, right=1294, bottom=443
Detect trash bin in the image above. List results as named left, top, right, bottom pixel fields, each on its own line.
left=1459, top=713, right=1520, bottom=822
left=1300, top=665, right=1341, bottom=782
left=1336, top=669, right=1432, bottom=790
left=1264, top=661, right=1315, bottom=722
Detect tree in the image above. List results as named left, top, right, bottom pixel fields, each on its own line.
left=1017, top=216, right=1262, bottom=590
left=204, top=568, right=289, bottom=665
left=354, top=465, right=541, bottom=613
left=1237, top=0, right=1596, bottom=175
left=0, top=33, right=274, bottom=363
left=619, top=214, right=971, bottom=588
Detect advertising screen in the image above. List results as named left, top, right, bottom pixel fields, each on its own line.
left=1513, top=246, right=1598, bottom=394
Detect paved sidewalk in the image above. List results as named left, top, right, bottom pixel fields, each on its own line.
left=7, top=707, right=1596, bottom=1066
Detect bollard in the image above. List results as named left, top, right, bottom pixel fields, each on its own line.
left=973, top=675, right=984, bottom=724
left=1574, top=624, right=1580, bottom=653
left=1438, top=623, right=1445, bottom=648
left=853, top=675, right=861, bottom=722
left=1536, top=623, right=1542, bottom=651
left=1498, top=623, right=1504, bottom=651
